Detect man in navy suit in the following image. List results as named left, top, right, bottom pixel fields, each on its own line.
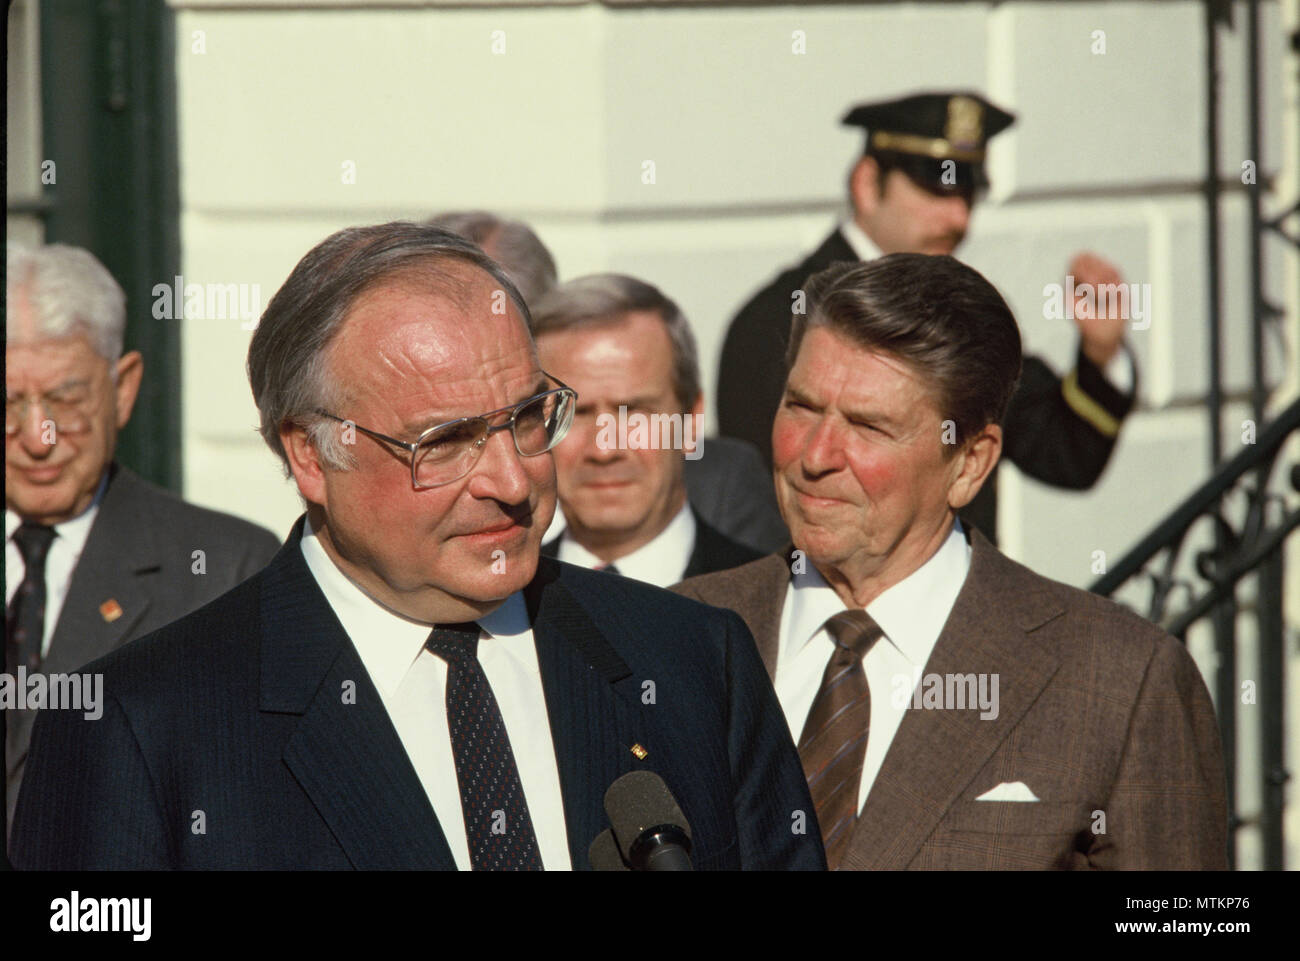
left=532, top=273, right=763, bottom=585
left=11, top=222, right=823, bottom=871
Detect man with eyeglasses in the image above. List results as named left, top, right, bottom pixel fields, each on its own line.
left=11, top=223, right=824, bottom=871
left=4, top=244, right=280, bottom=852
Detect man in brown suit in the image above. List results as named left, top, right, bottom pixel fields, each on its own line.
left=674, top=254, right=1227, bottom=870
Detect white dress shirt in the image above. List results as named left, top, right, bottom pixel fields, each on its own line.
left=5, top=471, right=108, bottom=658
left=300, top=520, right=573, bottom=870
left=839, top=219, right=1134, bottom=392
left=556, top=501, right=696, bottom=589
left=774, top=518, right=972, bottom=813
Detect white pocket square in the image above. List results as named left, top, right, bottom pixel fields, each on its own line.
left=975, top=781, right=1040, bottom=802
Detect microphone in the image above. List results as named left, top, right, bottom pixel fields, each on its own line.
left=587, top=828, right=630, bottom=871
left=600, top=770, right=693, bottom=871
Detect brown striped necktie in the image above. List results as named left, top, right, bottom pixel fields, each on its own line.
left=797, top=609, right=884, bottom=870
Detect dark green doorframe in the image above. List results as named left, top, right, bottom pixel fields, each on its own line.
left=39, top=0, right=181, bottom=492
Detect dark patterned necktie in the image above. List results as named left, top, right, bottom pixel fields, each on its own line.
left=797, top=609, right=884, bottom=870
left=425, top=622, right=543, bottom=871
left=5, top=523, right=57, bottom=675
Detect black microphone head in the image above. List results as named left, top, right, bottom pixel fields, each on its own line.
left=588, top=828, right=630, bottom=871
left=603, top=771, right=693, bottom=858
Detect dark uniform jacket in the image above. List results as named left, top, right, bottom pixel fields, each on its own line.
left=716, top=229, right=1136, bottom=542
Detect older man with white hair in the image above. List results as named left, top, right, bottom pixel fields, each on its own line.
left=4, top=243, right=279, bottom=847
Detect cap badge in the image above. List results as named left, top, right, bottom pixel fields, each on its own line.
left=946, top=96, right=984, bottom=151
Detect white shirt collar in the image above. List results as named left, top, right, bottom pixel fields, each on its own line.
left=299, top=516, right=532, bottom=698
left=6, top=468, right=109, bottom=554
left=781, top=517, right=972, bottom=670
left=839, top=218, right=883, bottom=263
left=557, top=500, right=696, bottom=589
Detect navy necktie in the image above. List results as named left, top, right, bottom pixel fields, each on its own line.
left=6, top=523, right=56, bottom=675
left=425, top=622, right=543, bottom=871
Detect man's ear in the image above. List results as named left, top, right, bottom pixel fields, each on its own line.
left=113, top=351, right=144, bottom=430
left=849, top=156, right=882, bottom=220
left=281, top=421, right=329, bottom=507
left=947, top=423, right=1002, bottom=511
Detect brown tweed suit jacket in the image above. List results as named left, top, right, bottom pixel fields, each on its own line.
left=672, top=527, right=1229, bottom=870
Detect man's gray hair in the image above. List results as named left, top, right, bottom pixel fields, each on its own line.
left=6, top=244, right=127, bottom=362
left=247, top=221, right=531, bottom=474
left=426, top=210, right=557, bottom=309
left=529, top=273, right=701, bottom=411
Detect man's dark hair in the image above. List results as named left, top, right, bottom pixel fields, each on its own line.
left=786, top=253, right=1022, bottom=455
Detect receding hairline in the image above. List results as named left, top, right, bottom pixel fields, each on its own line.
left=322, top=257, right=537, bottom=409
left=330, top=256, right=530, bottom=345
left=534, top=308, right=691, bottom=397
left=533, top=305, right=669, bottom=339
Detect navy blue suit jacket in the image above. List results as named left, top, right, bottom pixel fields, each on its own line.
left=12, top=519, right=824, bottom=870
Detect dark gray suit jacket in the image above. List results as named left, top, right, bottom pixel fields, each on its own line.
left=5, top=463, right=280, bottom=837
left=684, top=436, right=788, bottom=554
left=673, top=527, right=1229, bottom=869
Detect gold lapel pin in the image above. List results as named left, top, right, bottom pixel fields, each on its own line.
left=630, top=743, right=648, bottom=760
left=99, top=599, right=123, bottom=623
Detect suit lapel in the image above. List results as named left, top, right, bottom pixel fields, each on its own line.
left=742, top=550, right=797, bottom=677
left=44, top=466, right=157, bottom=675
left=262, top=521, right=456, bottom=870
left=683, top=511, right=710, bottom=580
left=526, top=558, right=648, bottom=870
left=841, top=531, right=1065, bottom=870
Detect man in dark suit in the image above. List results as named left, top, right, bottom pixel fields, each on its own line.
left=683, top=435, right=788, bottom=554
left=532, top=274, right=763, bottom=586
left=677, top=255, right=1227, bottom=870
left=12, top=223, right=822, bottom=871
left=4, top=244, right=279, bottom=846
left=718, top=91, right=1137, bottom=542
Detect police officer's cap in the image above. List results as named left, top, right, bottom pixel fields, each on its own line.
left=841, top=91, right=1015, bottom=194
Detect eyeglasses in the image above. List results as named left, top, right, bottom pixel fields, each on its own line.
left=5, top=382, right=96, bottom=436
left=315, top=375, right=577, bottom=489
